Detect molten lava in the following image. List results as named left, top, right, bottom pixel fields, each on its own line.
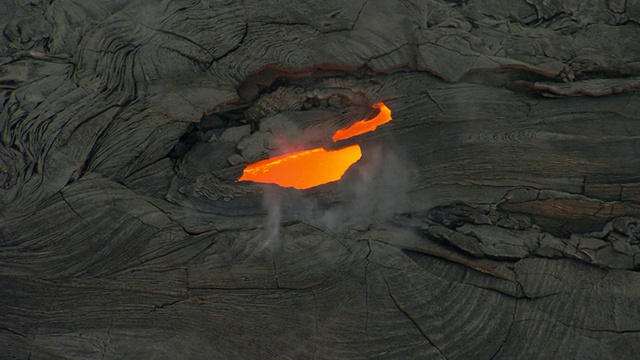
left=332, top=102, right=392, bottom=142
left=238, top=145, right=362, bottom=190
left=238, top=102, right=392, bottom=189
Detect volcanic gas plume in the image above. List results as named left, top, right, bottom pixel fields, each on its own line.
left=238, top=102, right=392, bottom=189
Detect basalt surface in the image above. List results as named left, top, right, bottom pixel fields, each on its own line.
left=2, top=0, right=640, bottom=359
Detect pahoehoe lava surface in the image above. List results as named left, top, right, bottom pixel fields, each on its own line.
left=2, top=0, right=640, bottom=359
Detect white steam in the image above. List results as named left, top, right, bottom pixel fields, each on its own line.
left=250, top=141, right=412, bottom=254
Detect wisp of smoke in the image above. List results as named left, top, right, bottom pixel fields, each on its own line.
left=250, top=116, right=412, bottom=255
left=320, top=143, right=411, bottom=227
left=258, top=142, right=411, bottom=245
left=262, top=185, right=282, bottom=248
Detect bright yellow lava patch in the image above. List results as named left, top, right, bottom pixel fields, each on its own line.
left=238, top=145, right=362, bottom=189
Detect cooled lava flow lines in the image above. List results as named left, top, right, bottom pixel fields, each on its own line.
left=237, top=102, right=392, bottom=189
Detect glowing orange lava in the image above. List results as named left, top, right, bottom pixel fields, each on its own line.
left=238, top=102, right=392, bottom=189
left=332, top=102, right=392, bottom=142
left=238, top=145, right=362, bottom=189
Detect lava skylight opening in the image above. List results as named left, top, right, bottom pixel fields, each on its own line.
left=238, top=145, right=362, bottom=190
left=237, top=101, right=392, bottom=190
left=331, top=102, right=392, bottom=142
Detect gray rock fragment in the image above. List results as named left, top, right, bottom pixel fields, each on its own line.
left=429, top=204, right=492, bottom=228
left=197, top=129, right=215, bottom=142
left=610, top=232, right=634, bottom=255
left=227, top=154, right=245, bottom=166
left=535, top=234, right=566, bottom=258
left=501, top=187, right=539, bottom=203
left=237, top=132, right=270, bottom=162
left=596, top=247, right=634, bottom=269
left=613, top=217, right=639, bottom=237
left=575, top=235, right=608, bottom=250
left=427, top=225, right=484, bottom=257
left=459, top=224, right=539, bottom=260
left=260, top=113, right=298, bottom=135
left=220, top=125, right=251, bottom=143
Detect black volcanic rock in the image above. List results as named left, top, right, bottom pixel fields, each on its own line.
left=1, top=0, right=640, bottom=358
